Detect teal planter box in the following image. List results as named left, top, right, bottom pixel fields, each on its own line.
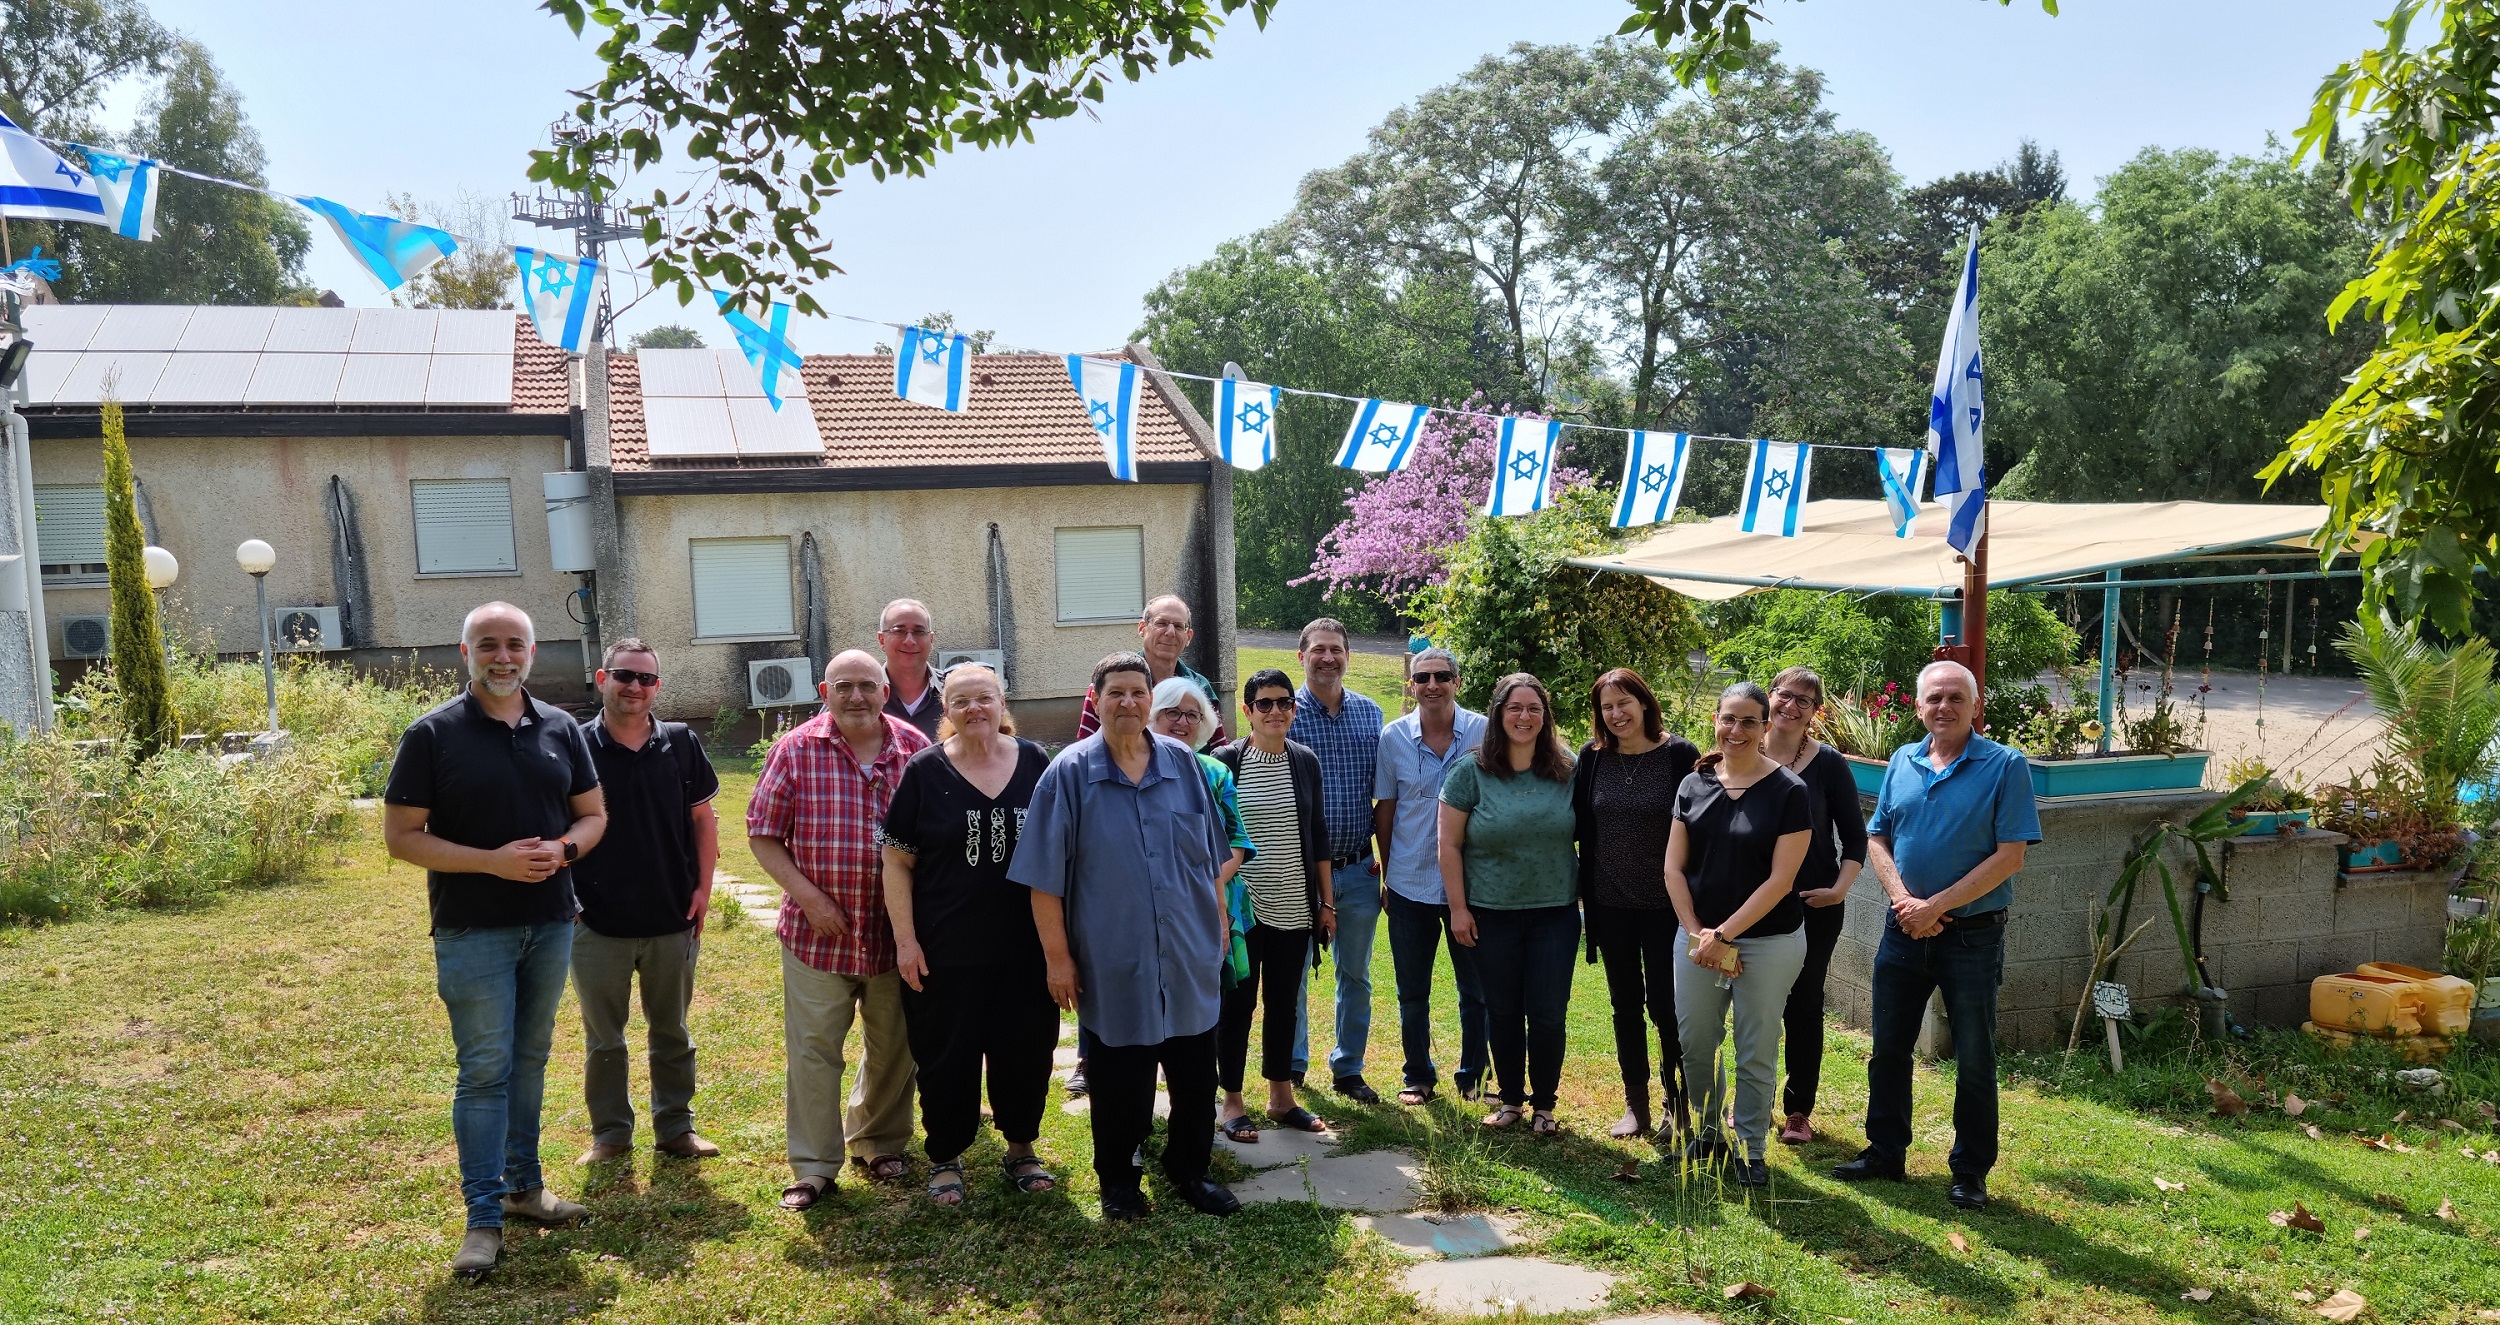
left=2234, top=810, right=2312, bottom=837
left=2342, top=839, right=2402, bottom=870
left=1845, top=755, right=1887, bottom=797
left=2028, top=751, right=2209, bottom=798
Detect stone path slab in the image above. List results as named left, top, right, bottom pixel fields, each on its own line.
left=1053, top=1044, right=1080, bottom=1067
left=1400, top=1257, right=1619, bottom=1316
left=1212, top=1125, right=1341, bottom=1169
left=1588, top=1314, right=1716, bottom=1325
left=1233, top=1148, right=1421, bottom=1212
left=1354, top=1212, right=1521, bottom=1259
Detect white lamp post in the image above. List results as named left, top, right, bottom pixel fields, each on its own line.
left=236, top=539, right=277, bottom=735
left=141, top=545, right=178, bottom=590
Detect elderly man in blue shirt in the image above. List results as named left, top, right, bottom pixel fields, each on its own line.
left=1834, top=659, right=2040, bottom=1211
left=1011, top=653, right=1240, bottom=1223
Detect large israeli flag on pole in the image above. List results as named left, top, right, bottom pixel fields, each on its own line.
left=714, top=290, right=804, bottom=409
left=1876, top=447, right=1927, bottom=538
left=1334, top=399, right=1428, bottom=472
left=895, top=325, right=970, bottom=412
left=1739, top=439, right=1812, bottom=537
left=513, top=246, right=600, bottom=352
left=1213, top=376, right=1282, bottom=471
left=1612, top=430, right=1690, bottom=529
left=298, top=197, right=457, bottom=293
left=81, top=149, right=156, bottom=241
left=1067, top=355, right=1146, bottom=481
left=1928, top=224, right=1987, bottom=556
left=1485, top=417, right=1561, bottom=517
left=0, top=111, right=104, bottom=224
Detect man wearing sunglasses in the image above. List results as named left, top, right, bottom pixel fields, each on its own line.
left=570, top=639, right=722, bottom=1167
left=1371, top=647, right=1489, bottom=1104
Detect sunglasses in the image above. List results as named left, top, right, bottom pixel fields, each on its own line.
left=1248, top=696, right=1296, bottom=713
left=1410, top=670, right=1456, bottom=685
left=606, top=669, right=660, bottom=688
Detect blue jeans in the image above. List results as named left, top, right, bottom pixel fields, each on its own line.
left=435, top=920, right=574, bottom=1228
left=1384, top=889, right=1487, bottom=1093
left=1471, top=904, right=1581, bottom=1111
left=1864, top=921, right=2005, bottom=1178
left=1292, top=862, right=1382, bottom=1082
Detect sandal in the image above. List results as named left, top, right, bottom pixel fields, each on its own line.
left=1530, top=1111, right=1560, bottom=1136
left=1481, top=1104, right=1524, bottom=1129
left=1220, top=1115, right=1260, bottom=1144
left=859, top=1154, right=909, bottom=1184
left=779, top=1176, right=831, bottom=1211
left=1272, top=1106, right=1326, bottom=1133
left=1397, top=1085, right=1436, bottom=1107
left=1002, top=1153, right=1057, bottom=1193
left=925, top=1160, right=967, bottom=1207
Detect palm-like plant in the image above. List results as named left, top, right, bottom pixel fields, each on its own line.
left=2337, top=616, right=2500, bottom=821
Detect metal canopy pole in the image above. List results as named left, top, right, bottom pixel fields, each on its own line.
left=2098, top=568, right=2119, bottom=754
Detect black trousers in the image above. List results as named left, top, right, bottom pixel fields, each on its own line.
left=1088, top=1026, right=1218, bottom=1197
left=1586, top=901, right=1687, bottom=1127
left=1780, top=901, right=1846, bottom=1117
left=1217, top=923, right=1311, bottom=1093
left=899, top=963, right=1059, bottom=1162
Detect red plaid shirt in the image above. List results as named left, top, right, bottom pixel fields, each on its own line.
left=746, top=711, right=931, bottom=975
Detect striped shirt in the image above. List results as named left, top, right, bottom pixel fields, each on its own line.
left=1234, top=746, right=1310, bottom=930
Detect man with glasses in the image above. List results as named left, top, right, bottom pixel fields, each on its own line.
left=1372, top=647, right=1489, bottom=1104
left=877, top=599, right=950, bottom=741
left=1290, top=617, right=1386, bottom=1103
left=570, top=639, right=723, bottom=1166
left=1076, top=594, right=1223, bottom=743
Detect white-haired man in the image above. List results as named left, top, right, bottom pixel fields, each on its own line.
left=384, top=602, right=608, bottom=1278
left=1833, top=659, right=2039, bottom=1211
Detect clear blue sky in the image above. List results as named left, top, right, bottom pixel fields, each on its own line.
left=127, top=0, right=2385, bottom=357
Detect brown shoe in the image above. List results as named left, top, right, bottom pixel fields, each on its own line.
left=656, top=1131, right=720, bottom=1159
left=576, top=1142, right=631, bottom=1166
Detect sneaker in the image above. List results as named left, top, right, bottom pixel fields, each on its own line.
left=1064, top=1063, right=1090, bottom=1097
left=1735, top=1156, right=1771, bottom=1187
left=575, top=1142, right=630, bottom=1166
left=450, top=1227, right=502, bottom=1278
left=1777, top=1113, right=1813, bottom=1145
left=500, top=1187, right=589, bottom=1225
left=656, top=1131, right=720, bottom=1159
left=1832, top=1149, right=1907, bottom=1182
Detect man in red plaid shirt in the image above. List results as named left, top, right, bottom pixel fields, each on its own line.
left=748, top=649, right=932, bottom=1210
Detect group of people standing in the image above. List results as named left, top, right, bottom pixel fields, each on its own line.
left=386, top=589, right=2041, bottom=1279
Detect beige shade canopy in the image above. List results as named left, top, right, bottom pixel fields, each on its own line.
left=1568, top=498, right=2337, bottom=601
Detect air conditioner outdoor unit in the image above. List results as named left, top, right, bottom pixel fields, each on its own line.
left=273, top=605, right=344, bottom=652
left=748, top=656, right=815, bottom=709
left=936, top=647, right=1006, bottom=683
left=60, top=614, right=110, bottom=659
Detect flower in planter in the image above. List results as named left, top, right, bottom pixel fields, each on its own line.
left=2081, top=720, right=2106, bottom=742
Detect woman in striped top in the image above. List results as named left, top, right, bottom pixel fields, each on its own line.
left=1210, top=669, right=1335, bottom=1142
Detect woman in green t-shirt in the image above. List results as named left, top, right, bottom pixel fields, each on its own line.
left=1438, top=673, right=1579, bottom=1135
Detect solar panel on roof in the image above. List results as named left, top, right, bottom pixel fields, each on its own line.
left=712, top=349, right=765, bottom=399
left=23, top=304, right=107, bottom=354
left=432, top=310, right=513, bottom=354
left=263, top=307, right=357, bottom=353
left=243, top=352, right=345, bottom=404
left=174, top=306, right=276, bottom=352
left=728, top=395, right=824, bottom=456
left=146, top=352, right=261, bottom=404
left=20, top=347, right=82, bottom=405
left=642, top=397, right=739, bottom=458
left=56, top=350, right=170, bottom=403
left=424, top=354, right=513, bottom=405
left=334, top=354, right=431, bottom=404
left=86, top=306, right=194, bottom=352
left=634, top=349, right=725, bottom=398
left=349, top=309, right=440, bottom=354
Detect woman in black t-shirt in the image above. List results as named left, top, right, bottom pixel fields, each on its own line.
left=1664, top=681, right=1812, bottom=1188
left=1759, top=665, right=1869, bottom=1145
left=879, top=665, right=1058, bottom=1206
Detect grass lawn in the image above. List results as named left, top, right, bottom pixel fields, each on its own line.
left=4, top=773, right=2500, bottom=1323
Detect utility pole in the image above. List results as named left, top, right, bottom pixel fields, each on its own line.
left=0, top=288, right=52, bottom=733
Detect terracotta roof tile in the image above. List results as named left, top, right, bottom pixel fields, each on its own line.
left=511, top=319, right=572, bottom=414
left=605, top=352, right=647, bottom=467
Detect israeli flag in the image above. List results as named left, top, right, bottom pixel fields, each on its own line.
left=1334, top=399, right=1428, bottom=472
left=298, top=196, right=456, bottom=293
left=1612, top=430, right=1690, bottom=529
left=1486, top=417, right=1561, bottom=517
left=513, top=246, right=600, bottom=352
left=1928, top=224, right=1987, bottom=556
left=0, top=111, right=104, bottom=224
left=81, top=149, right=156, bottom=241
left=1876, top=447, right=1928, bottom=538
left=1067, top=355, right=1146, bottom=481
left=895, top=325, right=970, bottom=412
left=1213, top=377, right=1282, bottom=471
left=714, top=290, right=805, bottom=409
left=1739, top=439, right=1813, bottom=538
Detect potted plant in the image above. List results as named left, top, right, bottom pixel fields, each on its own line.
left=2313, top=760, right=2437, bottom=870
left=2338, top=616, right=2500, bottom=832
left=1821, top=683, right=1925, bottom=795
left=2217, top=756, right=2312, bottom=836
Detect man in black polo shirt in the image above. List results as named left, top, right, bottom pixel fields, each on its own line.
left=383, top=602, right=606, bottom=1280
left=570, top=637, right=722, bottom=1167
left=877, top=598, right=950, bottom=741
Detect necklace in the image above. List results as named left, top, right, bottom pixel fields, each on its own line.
left=1768, top=734, right=1814, bottom=773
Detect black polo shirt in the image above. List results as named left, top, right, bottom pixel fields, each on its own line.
left=883, top=662, right=950, bottom=741
left=574, top=713, right=721, bottom=938
left=384, top=687, right=600, bottom=933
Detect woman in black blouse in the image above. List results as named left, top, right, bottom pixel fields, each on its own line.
left=880, top=665, right=1059, bottom=1206
left=1759, top=665, right=1869, bottom=1145
left=1570, top=667, right=1700, bottom=1139
left=1664, top=681, right=1811, bottom=1187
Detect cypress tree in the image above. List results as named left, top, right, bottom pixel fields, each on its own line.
left=100, top=395, right=173, bottom=759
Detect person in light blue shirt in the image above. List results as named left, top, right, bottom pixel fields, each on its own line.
left=1371, top=647, right=1490, bottom=1104
left=1833, top=659, right=2041, bottom=1213
left=1288, top=618, right=1387, bottom=1102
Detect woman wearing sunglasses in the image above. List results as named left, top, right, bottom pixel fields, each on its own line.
left=1757, top=666, right=1867, bottom=1145
left=1663, top=680, right=1811, bottom=1186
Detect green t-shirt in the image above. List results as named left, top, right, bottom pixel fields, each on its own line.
left=1439, top=757, right=1578, bottom=910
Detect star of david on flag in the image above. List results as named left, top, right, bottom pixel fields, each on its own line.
left=714, top=290, right=805, bottom=409
left=1333, top=399, right=1428, bottom=473
left=1739, top=439, right=1813, bottom=538
left=0, top=110, right=105, bottom=225
left=1214, top=376, right=1282, bottom=471
left=298, top=196, right=458, bottom=294
left=1485, top=417, right=1561, bottom=517
left=80, top=148, right=156, bottom=241
left=1928, top=224, right=1987, bottom=556
left=512, top=246, right=601, bottom=352
left=1066, top=355, right=1147, bottom=481
left=1612, top=430, right=1690, bottom=529
left=1876, top=447, right=1928, bottom=539
left=894, top=325, right=971, bottom=412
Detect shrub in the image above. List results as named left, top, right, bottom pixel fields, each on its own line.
left=100, top=397, right=174, bottom=759
left=1708, top=588, right=2079, bottom=696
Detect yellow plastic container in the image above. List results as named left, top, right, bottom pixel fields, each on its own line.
left=2309, top=972, right=2425, bottom=1036
left=2356, top=962, right=2476, bottom=1036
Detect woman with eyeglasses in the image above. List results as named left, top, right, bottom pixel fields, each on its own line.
left=1570, top=667, right=1700, bottom=1139
left=1439, top=673, right=1579, bottom=1135
left=1756, top=666, right=1868, bottom=1144
left=1664, top=680, right=1812, bottom=1186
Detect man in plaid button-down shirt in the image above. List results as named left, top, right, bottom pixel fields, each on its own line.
left=748, top=649, right=931, bottom=1207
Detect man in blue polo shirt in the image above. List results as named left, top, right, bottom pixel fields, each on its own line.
left=1834, top=658, right=2040, bottom=1211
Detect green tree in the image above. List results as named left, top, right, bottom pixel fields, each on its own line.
left=1706, top=588, right=2077, bottom=695
left=628, top=324, right=704, bottom=351
left=387, top=192, right=516, bottom=311
left=1866, top=140, right=2066, bottom=383
left=99, top=395, right=172, bottom=760
left=1618, top=0, right=2055, bottom=89
left=0, top=0, right=174, bottom=132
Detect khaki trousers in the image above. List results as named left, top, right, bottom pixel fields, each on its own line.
left=782, top=949, right=916, bottom=1180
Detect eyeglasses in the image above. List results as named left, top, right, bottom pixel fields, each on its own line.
left=1714, top=714, right=1766, bottom=729
left=1410, top=670, right=1456, bottom=686
left=1248, top=696, right=1296, bottom=713
left=1160, top=710, right=1205, bottom=725
left=1143, top=617, right=1191, bottom=633
left=880, top=625, right=931, bottom=640
left=1771, top=687, right=1820, bottom=708
left=606, top=669, right=660, bottom=688
left=828, top=680, right=884, bottom=697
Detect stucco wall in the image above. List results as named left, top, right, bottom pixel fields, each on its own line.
left=618, top=483, right=1208, bottom=725
left=32, top=432, right=584, bottom=663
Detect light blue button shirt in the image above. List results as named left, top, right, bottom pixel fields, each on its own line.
left=1373, top=706, right=1488, bottom=904
left=1008, top=732, right=1229, bottom=1046
left=1865, top=732, right=2043, bottom=917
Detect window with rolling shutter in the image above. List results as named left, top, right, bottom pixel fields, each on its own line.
left=1055, top=526, right=1145, bottom=624
left=33, top=484, right=109, bottom=584
left=690, top=537, right=794, bottom=639
left=410, top=479, right=518, bottom=576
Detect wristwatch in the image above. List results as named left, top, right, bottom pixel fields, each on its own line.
left=560, top=838, right=579, bottom=864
